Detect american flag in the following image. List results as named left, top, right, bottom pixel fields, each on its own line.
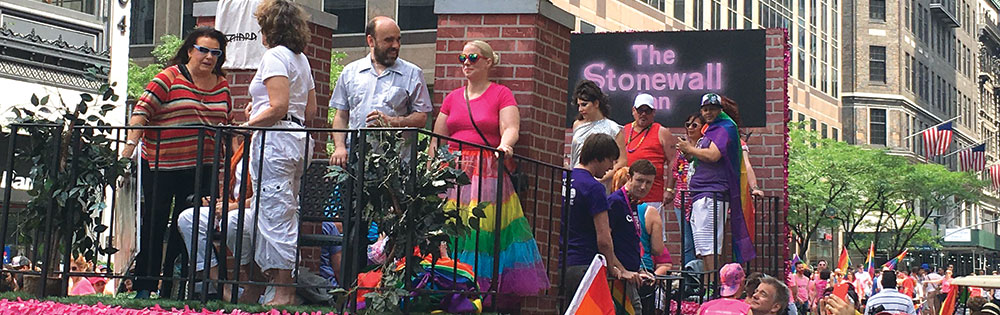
left=922, top=122, right=953, bottom=157
left=989, top=164, right=1000, bottom=190
left=958, top=143, right=987, bottom=172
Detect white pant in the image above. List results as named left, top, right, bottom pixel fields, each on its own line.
left=249, top=125, right=308, bottom=271
left=691, top=197, right=728, bottom=256
left=177, top=206, right=257, bottom=271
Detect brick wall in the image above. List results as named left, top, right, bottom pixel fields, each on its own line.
left=433, top=13, right=571, bottom=314
left=195, top=16, right=334, bottom=273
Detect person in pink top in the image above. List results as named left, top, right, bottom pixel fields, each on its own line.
left=698, top=263, right=751, bottom=315
left=430, top=40, right=548, bottom=307
left=788, top=262, right=811, bottom=314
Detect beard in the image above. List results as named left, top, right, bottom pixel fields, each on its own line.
left=373, top=44, right=398, bottom=67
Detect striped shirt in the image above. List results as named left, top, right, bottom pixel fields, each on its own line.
left=132, top=65, right=232, bottom=170
left=864, top=288, right=916, bottom=315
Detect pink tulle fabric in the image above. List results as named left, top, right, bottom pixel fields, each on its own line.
left=0, top=298, right=341, bottom=315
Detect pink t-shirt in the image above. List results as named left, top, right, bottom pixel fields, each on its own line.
left=788, top=274, right=810, bottom=302
left=440, top=83, right=517, bottom=149
left=697, top=298, right=751, bottom=315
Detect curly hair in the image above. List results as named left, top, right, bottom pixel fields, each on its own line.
left=574, top=80, right=610, bottom=120
left=254, top=0, right=310, bottom=54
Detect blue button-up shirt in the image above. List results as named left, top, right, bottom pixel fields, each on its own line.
left=329, top=55, right=433, bottom=129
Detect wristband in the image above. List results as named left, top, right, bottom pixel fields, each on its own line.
left=126, top=139, right=137, bottom=146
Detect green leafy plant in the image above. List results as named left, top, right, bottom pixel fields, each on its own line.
left=326, top=130, right=486, bottom=313
left=326, top=51, right=348, bottom=156
left=127, top=35, right=182, bottom=99
left=9, top=66, right=129, bottom=267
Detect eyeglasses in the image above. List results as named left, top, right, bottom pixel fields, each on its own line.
left=636, top=107, right=654, bottom=115
left=685, top=122, right=700, bottom=128
left=193, top=45, right=223, bottom=57
left=458, top=53, right=480, bottom=64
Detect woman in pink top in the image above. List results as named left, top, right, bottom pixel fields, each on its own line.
left=431, top=40, right=548, bottom=305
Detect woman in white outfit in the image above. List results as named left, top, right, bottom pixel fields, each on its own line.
left=241, top=0, right=317, bottom=305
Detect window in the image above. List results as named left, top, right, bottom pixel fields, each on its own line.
left=810, top=118, right=818, bottom=131
left=798, top=49, right=806, bottom=81
left=130, top=0, right=155, bottom=45
left=832, top=128, right=840, bottom=141
left=695, top=0, right=706, bottom=29
left=674, top=0, right=686, bottom=21
left=643, top=0, right=667, bottom=10
left=325, top=0, right=366, bottom=34
left=798, top=0, right=806, bottom=19
left=870, top=0, right=885, bottom=21
left=579, top=20, right=596, bottom=33
left=869, top=46, right=886, bottom=83
left=904, top=0, right=910, bottom=29
left=712, top=0, right=722, bottom=29
left=821, top=63, right=828, bottom=93
left=37, top=0, right=95, bottom=15
left=832, top=68, right=839, bottom=97
left=821, top=123, right=829, bottom=138
left=729, top=0, right=738, bottom=28
left=744, top=0, right=754, bottom=28
left=810, top=55, right=817, bottom=86
left=870, top=108, right=887, bottom=146
left=798, top=113, right=807, bottom=124
left=399, top=0, right=436, bottom=30
left=904, top=53, right=911, bottom=91
left=182, top=0, right=196, bottom=37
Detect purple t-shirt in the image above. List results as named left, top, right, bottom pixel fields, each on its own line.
left=565, top=168, right=610, bottom=266
left=697, top=298, right=751, bottom=315
left=688, top=124, right=732, bottom=202
left=607, top=189, right=641, bottom=272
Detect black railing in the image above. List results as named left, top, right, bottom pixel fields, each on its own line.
left=0, top=123, right=783, bottom=313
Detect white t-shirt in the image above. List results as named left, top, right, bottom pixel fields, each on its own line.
left=249, top=46, right=314, bottom=123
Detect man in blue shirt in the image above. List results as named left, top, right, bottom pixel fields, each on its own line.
left=606, top=159, right=658, bottom=313
left=564, top=133, right=638, bottom=299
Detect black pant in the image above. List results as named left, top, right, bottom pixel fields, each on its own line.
left=133, top=161, right=213, bottom=292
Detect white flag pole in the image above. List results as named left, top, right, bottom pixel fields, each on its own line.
left=903, top=116, right=962, bottom=141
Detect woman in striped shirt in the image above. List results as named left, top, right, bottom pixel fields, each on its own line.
left=121, top=27, right=232, bottom=299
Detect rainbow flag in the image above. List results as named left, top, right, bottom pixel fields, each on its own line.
left=564, top=254, right=615, bottom=315
left=790, top=254, right=802, bottom=274
left=882, top=248, right=909, bottom=270
left=610, top=279, right=635, bottom=315
left=865, top=241, right=875, bottom=278
left=694, top=111, right=756, bottom=262
left=836, top=246, right=851, bottom=272
left=939, top=286, right=957, bottom=315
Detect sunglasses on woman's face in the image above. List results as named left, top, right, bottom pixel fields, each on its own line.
left=193, top=45, right=223, bottom=57
left=685, top=122, right=700, bottom=128
left=458, top=53, right=480, bottom=64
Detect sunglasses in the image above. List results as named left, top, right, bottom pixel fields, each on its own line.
left=636, top=107, right=654, bottom=115
left=685, top=122, right=700, bottom=128
left=458, top=53, right=480, bottom=64
left=193, top=45, right=223, bottom=57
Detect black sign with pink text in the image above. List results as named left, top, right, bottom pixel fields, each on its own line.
left=567, top=30, right=767, bottom=127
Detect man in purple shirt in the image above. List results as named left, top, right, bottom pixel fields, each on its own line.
left=677, top=93, right=735, bottom=274
left=606, top=159, right=658, bottom=313
left=564, top=133, right=639, bottom=299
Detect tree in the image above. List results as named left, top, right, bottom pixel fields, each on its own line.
left=788, top=123, right=868, bottom=257
left=126, top=35, right=182, bottom=99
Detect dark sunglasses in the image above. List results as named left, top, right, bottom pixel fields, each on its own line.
left=636, top=107, right=654, bottom=115
left=458, top=53, right=480, bottom=64
left=685, top=122, right=700, bottom=128
left=193, top=45, right=223, bottom=57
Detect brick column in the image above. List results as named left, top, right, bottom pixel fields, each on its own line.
left=434, top=1, right=573, bottom=313
left=195, top=12, right=336, bottom=272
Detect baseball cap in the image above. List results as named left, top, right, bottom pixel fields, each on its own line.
left=633, top=93, right=655, bottom=109
left=10, top=256, right=29, bottom=268
left=719, top=263, right=745, bottom=297
left=921, top=263, right=930, bottom=270
left=700, top=93, right=722, bottom=108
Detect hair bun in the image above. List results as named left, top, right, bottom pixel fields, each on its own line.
left=492, top=52, right=501, bottom=65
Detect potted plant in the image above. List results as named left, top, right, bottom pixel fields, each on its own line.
left=7, top=68, right=128, bottom=296
left=326, top=129, right=487, bottom=313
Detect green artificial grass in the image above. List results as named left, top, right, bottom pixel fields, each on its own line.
left=0, top=291, right=341, bottom=314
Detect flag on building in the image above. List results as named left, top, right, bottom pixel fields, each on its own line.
left=564, top=254, right=615, bottom=315
left=922, top=122, right=953, bottom=157
left=958, top=143, right=986, bottom=172
left=836, top=246, right=851, bottom=273
left=865, top=241, right=875, bottom=278
left=989, top=164, right=1000, bottom=190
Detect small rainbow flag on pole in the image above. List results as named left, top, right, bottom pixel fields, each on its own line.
left=882, top=248, right=909, bottom=270
left=564, top=254, right=615, bottom=315
left=836, top=246, right=851, bottom=272
left=790, top=253, right=802, bottom=274
left=865, top=241, right=875, bottom=277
